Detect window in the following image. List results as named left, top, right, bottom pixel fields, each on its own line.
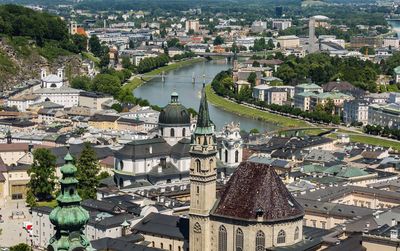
left=209, top=159, right=214, bottom=169
left=161, top=243, right=163, bottom=249
left=218, top=225, right=227, bottom=251
left=294, top=226, right=299, bottom=240
left=119, top=160, right=124, bottom=170
left=196, top=186, right=199, bottom=194
left=235, top=150, right=239, bottom=163
left=236, top=228, right=244, bottom=251
left=256, top=230, right=265, bottom=251
left=182, top=128, right=186, bottom=137
left=194, top=222, right=201, bottom=233
left=170, top=128, right=175, bottom=137
left=195, top=159, right=201, bottom=172
left=119, top=178, right=124, bottom=188
left=321, top=221, right=326, bottom=229
left=277, top=230, right=286, bottom=244
left=225, top=149, right=228, bottom=163
left=169, top=244, right=172, bottom=250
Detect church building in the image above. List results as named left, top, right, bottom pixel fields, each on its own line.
left=189, top=84, right=305, bottom=251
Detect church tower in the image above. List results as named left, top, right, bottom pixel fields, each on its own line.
left=48, top=152, right=92, bottom=251
left=189, top=83, right=217, bottom=251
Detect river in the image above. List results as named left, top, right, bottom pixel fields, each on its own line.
left=134, top=60, right=278, bottom=132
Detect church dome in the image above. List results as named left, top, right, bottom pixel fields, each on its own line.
left=158, top=92, right=191, bottom=125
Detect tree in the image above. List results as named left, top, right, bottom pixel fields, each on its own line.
left=76, top=143, right=100, bottom=200
left=92, top=74, right=121, bottom=96
left=71, top=34, right=87, bottom=52
left=360, top=46, right=375, bottom=55
left=10, top=243, right=31, bottom=251
left=89, top=35, right=102, bottom=57
left=27, top=148, right=57, bottom=202
left=121, top=56, right=133, bottom=69
left=213, top=35, right=224, bottom=45
left=111, top=103, right=122, bottom=112
left=71, top=76, right=91, bottom=91
left=187, top=107, right=198, bottom=117
left=97, top=171, right=110, bottom=181
left=267, top=39, right=275, bottom=50
left=247, top=72, right=257, bottom=87
left=250, top=128, right=260, bottom=134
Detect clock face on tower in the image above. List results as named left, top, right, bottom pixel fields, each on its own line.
left=234, top=143, right=239, bottom=148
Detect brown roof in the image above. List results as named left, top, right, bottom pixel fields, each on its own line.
left=213, top=161, right=304, bottom=222
left=0, top=143, right=50, bottom=152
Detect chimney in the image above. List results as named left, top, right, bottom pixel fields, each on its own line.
left=28, top=143, right=33, bottom=153
left=392, top=218, right=396, bottom=227
left=391, top=229, right=398, bottom=239
left=160, top=158, right=166, bottom=169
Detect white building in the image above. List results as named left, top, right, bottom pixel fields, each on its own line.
left=34, top=86, right=81, bottom=108
left=343, top=99, right=369, bottom=125
left=368, top=103, right=400, bottom=129
left=272, top=19, right=292, bottom=31
left=7, top=94, right=40, bottom=112
left=218, top=122, right=243, bottom=167
left=383, top=37, right=400, bottom=49
left=41, top=68, right=64, bottom=88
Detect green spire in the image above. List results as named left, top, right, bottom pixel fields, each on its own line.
left=195, top=84, right=213, bottom=134
left=48, top=151, right=92, bottom=251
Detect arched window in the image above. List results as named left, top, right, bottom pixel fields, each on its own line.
left=160, top=243, right=163, bottom=249
left=277, top=230, right=286, bottom=244
left=169, top=244, right=172, bottom=250
left=236, top=228, right=244, bottom=251
left=161, top=128, right=164, bottom=136
left=119, top=178, right=124, bottom=188
left=225, top=149, right=228, bottom=163
left=182, top=128, right=186, bottom=137
left=119, top=160, right=124, bottom=170
left=256, top=230, right=265, bottom=251
left=195, top=159, right=201, bottom=172
left=209, top=159, right=214, bottom=170
left=294, top=226, right=299, bottom=240
left=170, top=128, right=175, bottom=137
left=235, top=150, right=239, bottom=163
left=218, top=225, right=227, bottom=251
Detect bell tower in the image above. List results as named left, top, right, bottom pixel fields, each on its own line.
left=189, top=83, right=217, bottom=251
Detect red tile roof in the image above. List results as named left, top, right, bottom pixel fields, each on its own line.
left=213, top=161, right=304, bottom=222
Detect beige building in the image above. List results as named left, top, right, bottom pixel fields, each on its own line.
left=79, top=92, right=114, bottom=111
left=277, top=35, right=300, bottom=49
left=185, top=20, right=200, bottom=33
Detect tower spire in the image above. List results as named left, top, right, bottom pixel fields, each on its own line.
left=48, top=151, right=92, bottom=251
left=196, top=84, right=212, bottom=130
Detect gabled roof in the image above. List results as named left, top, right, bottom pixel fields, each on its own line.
left=132, top=212, right=189, bottom=240
left=212, top=161, right=304, bottom=222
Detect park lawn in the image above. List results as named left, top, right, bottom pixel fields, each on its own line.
left=37, top=200, right=58, bottom=208
left=122, top=57, right=206, bottom=93
left=205, top=84, right=309, bottom=128
left=82, top=52, right=100, bottom=64
left=348, top=134, right=400, bottom=151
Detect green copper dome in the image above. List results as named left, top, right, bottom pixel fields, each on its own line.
left=48, top=151, right=91, bottom=251
left=159, top=92, right=191, bottom=125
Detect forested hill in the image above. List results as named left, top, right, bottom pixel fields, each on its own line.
left=0, top=4, right=88, bottom=89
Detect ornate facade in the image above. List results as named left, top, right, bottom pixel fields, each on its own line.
left=218, top=122, right=243, bottom=167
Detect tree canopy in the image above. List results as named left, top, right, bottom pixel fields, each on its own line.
left=27, top=148, right=57, bottom=203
